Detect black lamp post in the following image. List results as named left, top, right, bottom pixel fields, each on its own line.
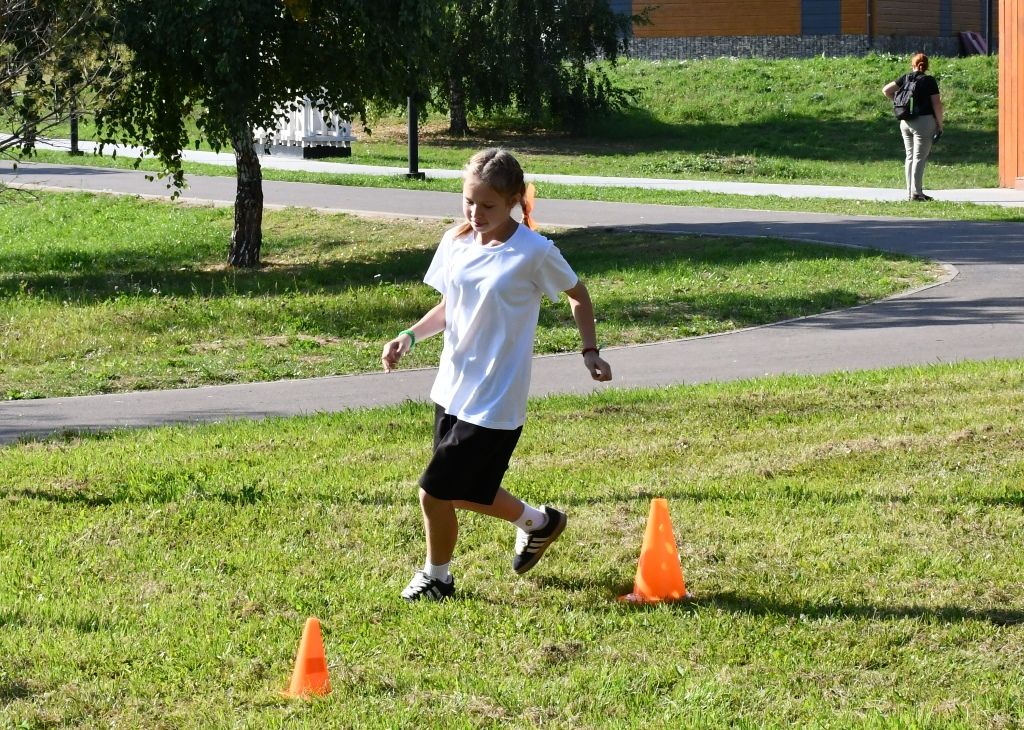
left=406, top=95, right=425, bottom=180
left=69, top=95, right=80, bottom=155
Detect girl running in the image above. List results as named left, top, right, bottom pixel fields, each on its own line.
left=381, top=148, right=612, bottom=601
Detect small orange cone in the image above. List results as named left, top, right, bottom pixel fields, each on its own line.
left=282, top=616, right=332, bottom=698
left=620, top=498, right=691, bottom=603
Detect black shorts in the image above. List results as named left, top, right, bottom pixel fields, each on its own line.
left=418, top=404, right=523, bottom=505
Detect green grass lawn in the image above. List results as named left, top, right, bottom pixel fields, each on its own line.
left=2, top=359, right=1023, bottom=727
left=39, top=53, right=998, bottom=190
left=0, top=191, right=938, bottom=400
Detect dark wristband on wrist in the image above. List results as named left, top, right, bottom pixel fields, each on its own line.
left=581, top=347, right=600, bottom=356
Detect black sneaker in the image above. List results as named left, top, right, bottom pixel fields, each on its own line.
left=401, top=571, right=455, bottom=602
left=912, top=193, right=934, bottom=202
left=512, top=506, right=567, bottom=574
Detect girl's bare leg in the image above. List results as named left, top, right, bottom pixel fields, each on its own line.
left=419, top=488, right=459, bottom=564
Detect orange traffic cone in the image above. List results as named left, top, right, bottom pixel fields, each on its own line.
left=620, top=498, right=691, bottom=603
left=282, top=616, right=332, bottom=698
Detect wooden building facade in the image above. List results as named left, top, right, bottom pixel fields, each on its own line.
left=1000, top=0, right=1023, bottom=188
left=622, top=0, right=1000, bottom=58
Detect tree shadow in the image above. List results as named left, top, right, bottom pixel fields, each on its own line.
left=1, top=226, right=915, bottom=333
left=589, top=109, right=997, bottom=166
left=0, top=244, right=437, bottom=303
left=613, top=219, right=1024, bottom=265
left=406, top=110, right=996, bottom=167
left=549, top=288, right=880, bottom=332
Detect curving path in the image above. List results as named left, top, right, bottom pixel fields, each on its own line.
left=1, top=162, right=1023, bottom=443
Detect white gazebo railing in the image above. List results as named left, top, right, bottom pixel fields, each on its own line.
left=255, top=97, right=356, bottom=158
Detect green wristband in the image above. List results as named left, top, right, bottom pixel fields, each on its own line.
left=399, top=329, right=416, bottom=349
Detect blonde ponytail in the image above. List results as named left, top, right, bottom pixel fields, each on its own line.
left=521, top=182, right=537, bottom=231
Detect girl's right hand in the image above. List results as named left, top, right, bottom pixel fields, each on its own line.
left=584, top=350, right=613, bottom=382
left=381, top=334, right=412, bottom=373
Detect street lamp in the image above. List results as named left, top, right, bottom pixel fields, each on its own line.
left=406, top=96, right=425, bottom=180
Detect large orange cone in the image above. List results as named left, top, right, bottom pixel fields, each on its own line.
left=620, top=498, right=691, bottom=603
left=283, top=616, right=332, bottom=697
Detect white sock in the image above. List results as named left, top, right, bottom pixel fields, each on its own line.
left=513, top=503, right=547, bottom=532
left=423, top=560, right=451, bottom=583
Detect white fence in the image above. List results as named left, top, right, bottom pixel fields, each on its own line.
left=255, top=98, right=356, bottom=155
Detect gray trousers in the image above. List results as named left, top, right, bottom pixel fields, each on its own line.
left=900, top=115, right=937, bottom=198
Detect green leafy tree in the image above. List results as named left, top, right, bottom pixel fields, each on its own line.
left=0, top=0, right=121, bottom=157
left=439, top=0, right=643, bottom=135
left=95, top=0, right=431, bottom=267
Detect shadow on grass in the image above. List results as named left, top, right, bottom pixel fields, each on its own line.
left=979, top=493, right=1024, bottom=509
left=392, top=113, right=997, bottom=167
left=8, top=484, right=271, bottom=507
left=10, top=488, right=114, bottom=507
left=0, top=245, right=437, bottom=302
left=616, top=220, right=1024, bottom=266
left=0, top=608, right=26, bottom=629
left=0, top=680, right=34, bottom=703
left=531, top=577, right=1024, bottom=626
left=1, top=228, right=914, bottom=335
left=688, top=591, right=1024, bottom=627
left=552, top=488, right=1022, bottom=511
left=17, top=481, right=1021, bottom=510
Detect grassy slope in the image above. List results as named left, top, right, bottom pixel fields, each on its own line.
left=1, top=360, right=1023, bottom=727
left=0, top=191, right=936, bottom=399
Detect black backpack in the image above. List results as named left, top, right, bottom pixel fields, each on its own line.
left=892, top=72, right=921, bottom=120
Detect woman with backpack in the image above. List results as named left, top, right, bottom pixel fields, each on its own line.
left=883, top=52, right=944, bottom=202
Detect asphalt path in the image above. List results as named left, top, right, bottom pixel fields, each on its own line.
left=2, top=162, right=1022, bottom=443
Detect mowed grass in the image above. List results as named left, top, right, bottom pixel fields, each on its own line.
left=2, top=360, right=1023, bottom=727
left=0, top=191, right=937, bottom=399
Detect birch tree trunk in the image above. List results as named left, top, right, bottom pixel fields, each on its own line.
left=448, top=75, right=470, bottom=136
left=228, top=127, right=263, bottom=267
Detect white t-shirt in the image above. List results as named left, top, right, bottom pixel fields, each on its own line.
left=424, top=224, right=579, bottom=430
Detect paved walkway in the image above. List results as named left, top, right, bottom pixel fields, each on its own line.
left=1, top=160, right=1023, bottom=444
left=25, top=137, right=1024, bottom=206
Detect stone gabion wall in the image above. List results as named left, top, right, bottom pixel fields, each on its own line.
left=869, top=35, right=964, bottom=56
left=627, top=34, right=964, bottom=60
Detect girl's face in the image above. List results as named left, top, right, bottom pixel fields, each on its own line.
left=462, top=178, right=520, bottom=241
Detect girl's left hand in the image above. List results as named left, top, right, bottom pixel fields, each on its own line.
left=584, top=351, right=613, bottom=382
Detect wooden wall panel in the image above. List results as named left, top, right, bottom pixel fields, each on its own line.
left=632, top=0, right=802, bottom=37
left=950, top=0, right=999, bottom=38
left=951, top=0, right=981, bottom=31
left=629, top=0, right=997, bottom=42
left=874, top=1, right=942, bottom=35
left=841, top=0, right=868, bottom=33
left=999, top=0, right=1023, bottom=187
